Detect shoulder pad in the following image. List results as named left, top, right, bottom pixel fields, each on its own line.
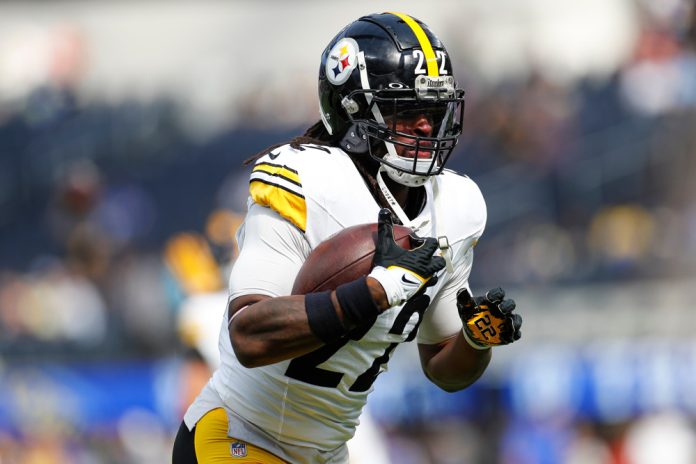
left=441, top=168, right=469, bottom=179
left=249, top=145, right=307, bottom=232
left=435, top=171, right=487, bottom=245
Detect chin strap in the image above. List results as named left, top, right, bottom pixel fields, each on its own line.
left=376, top=168, right=412, bottom=227
left=376, top=168, right=455, bottom=274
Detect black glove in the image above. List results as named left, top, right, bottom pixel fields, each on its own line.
left=369, top=209, right=446, bottom=306
left=457, top=287, right=522, bottom=349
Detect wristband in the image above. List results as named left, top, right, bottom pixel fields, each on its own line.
left=305, top=291, right=346, bottom=343
left=462, top=327, right=490, bottom=350
left=367, top=266, right=403, bottom=306
left=335, top=277, right=380, bottom=329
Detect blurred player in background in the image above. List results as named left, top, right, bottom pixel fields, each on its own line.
left=173, top=12, right=522, bottom=463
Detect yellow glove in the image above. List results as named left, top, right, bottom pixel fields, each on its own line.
left=457, top=287, right=522, bottom=349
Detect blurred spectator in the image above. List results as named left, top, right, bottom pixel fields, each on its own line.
left=106, top=250, right=176, bottom=354
left=587, top=204, right=656, bottom=278
left=0, top=262, right=107, bottom=349
left=564, top=422, right=613, bottom=464
left=623, top=412, right=696, bottom=464
left=620, top=0, right=696, bottom=115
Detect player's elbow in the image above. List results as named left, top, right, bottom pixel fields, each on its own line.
left=229, top=324, right=267, bottom=368
left=433, top=379, right=475, bottom=393
left=425, top=372, right=476, bottom=392
left=231, top=339, right=267, bottom=368
left=231, top=344, right=258, bottom=368
left=423, top=366, right=485, bottom=392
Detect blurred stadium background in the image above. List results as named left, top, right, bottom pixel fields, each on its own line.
left=1, top=0, right=696, bottom=463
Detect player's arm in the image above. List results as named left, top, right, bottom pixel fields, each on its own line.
left=226, top=204, right=385, bottom=367
left=229, top=207, right=443, bottom=367
left=417, top=247, right=487, bottom=391
left=416, top=240, right=522, bottom=391
left=418, top=287, right=522, bottom=391
left=228, top=281, right=388, bottom=368
left=418, top=333, right=492, bottom=392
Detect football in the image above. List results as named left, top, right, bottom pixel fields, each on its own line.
left=292, top=223, right=413, bottom=294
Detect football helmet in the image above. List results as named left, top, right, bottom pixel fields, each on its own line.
left=319, top=12, right=465, bottom=187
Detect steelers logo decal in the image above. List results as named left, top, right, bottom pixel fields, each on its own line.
left=326, top=38, right=359, bottom=85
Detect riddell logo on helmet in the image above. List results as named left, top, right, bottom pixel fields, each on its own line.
left=326, top=38, right=359, bottom=86
left=426, top=78, right=444, bottom=87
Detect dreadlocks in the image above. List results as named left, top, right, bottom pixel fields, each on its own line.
left=243, top=121, right=335, bottom=165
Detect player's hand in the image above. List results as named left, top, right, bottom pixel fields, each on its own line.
left=457, top=287, right=522, bottom=349
left=368, top=208, right=445, bottom=307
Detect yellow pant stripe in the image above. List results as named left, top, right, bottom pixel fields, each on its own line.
left=194, top=408, right=288, bottom=463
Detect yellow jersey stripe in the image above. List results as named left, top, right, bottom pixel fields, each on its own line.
left=388, top=12, right=439, bottom=77
left=253, top=162, right=301, bottom=186
left=249, top=179, right=307, bottom=232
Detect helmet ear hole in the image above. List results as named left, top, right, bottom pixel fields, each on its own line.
left=341, top=97, right=360, bottom=115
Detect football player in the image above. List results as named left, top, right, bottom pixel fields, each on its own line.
left=173, top=12, right=522, bottom=464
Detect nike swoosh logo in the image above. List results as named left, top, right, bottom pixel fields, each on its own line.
left=401, top=274, right=420, bottom=285
left=268, top=151, right=280, bottom=160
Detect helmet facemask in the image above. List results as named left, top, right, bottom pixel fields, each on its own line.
left=340, top=76, right=465, bottom=187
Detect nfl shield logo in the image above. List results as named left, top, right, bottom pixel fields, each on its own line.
left=230, top=441, right=247, bottom=458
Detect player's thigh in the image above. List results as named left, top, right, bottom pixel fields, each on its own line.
left=194, top=408, right=287, bottom=463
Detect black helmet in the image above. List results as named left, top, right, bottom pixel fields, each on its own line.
left=319, top=12, right=465, bottom=187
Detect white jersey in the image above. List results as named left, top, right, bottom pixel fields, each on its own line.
left=184, top=144, right=486, bottom=462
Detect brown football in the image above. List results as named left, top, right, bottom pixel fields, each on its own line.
left=292, top=223, right=413, bottom=294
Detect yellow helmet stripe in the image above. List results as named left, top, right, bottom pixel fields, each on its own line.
left=388, top=12, right=439, bottom=77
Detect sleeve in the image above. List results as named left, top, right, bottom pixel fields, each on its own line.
left=249, top=156, right=307, bottom=232
left=416, top=174, right=487, bottom=344
left=416, top=247, right=474, bottom=345
left=227, top=202, right=311, bottom=301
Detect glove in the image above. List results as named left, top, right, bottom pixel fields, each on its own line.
left=457, top=287, right=522, bottom=349
left=368, top=209, right=445, bottom=307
